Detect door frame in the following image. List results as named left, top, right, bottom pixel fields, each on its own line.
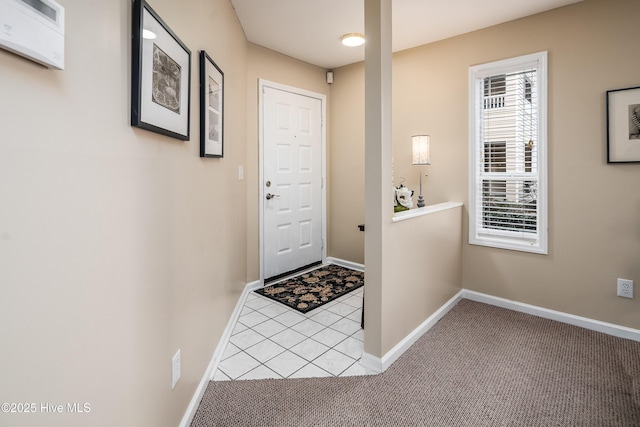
left=258, top=79, right=327, bottom=283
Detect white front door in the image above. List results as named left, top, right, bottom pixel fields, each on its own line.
left=261, top=83, right=324, bottom=281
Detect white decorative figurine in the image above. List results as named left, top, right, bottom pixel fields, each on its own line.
left=394, top=184, right=414, bottom=212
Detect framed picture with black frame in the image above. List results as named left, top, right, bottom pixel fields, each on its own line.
left=131, top=0, right=191, bottom=141
left=200, top=51, right=224, bottom=157
left=606, top=85, right=640, bottom=163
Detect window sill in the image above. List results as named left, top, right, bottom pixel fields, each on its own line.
left=392, top=201, right=463, bottom=223
left=469, top=235, right=547, bottom=255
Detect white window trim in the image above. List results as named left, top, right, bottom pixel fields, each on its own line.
left=468, top=51, right=548, bottom=254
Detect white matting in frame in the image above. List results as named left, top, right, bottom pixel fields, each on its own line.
left=200, top=51, right=224, bottom=157
left=131, top=0, right=191, bottom=141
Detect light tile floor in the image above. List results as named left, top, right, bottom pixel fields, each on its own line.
left=212, top=282, right=367, bottom=381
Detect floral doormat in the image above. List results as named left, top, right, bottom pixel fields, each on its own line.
left=254, top=264, right=364, bottom=314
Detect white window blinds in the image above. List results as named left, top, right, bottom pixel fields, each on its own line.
left=469, top=52, right=548, bottom=254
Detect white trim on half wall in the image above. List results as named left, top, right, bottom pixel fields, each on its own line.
left=359, top=290, right=464, bottom=374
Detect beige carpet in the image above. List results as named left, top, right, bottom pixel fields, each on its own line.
left=191, top=300, right=640, bottom=426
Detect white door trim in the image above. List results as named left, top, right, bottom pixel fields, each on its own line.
left=258, top=79, right=327, bottom=282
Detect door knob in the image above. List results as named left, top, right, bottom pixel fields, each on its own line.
left=266, top=193, right=280, bottom=200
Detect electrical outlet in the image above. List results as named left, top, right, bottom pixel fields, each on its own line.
left=617, top=278, right=634, bottom=299
left=171, top=349, right=181, bottom=389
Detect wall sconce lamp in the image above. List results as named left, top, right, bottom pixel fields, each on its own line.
left=411, top=135, right=430, bottom=208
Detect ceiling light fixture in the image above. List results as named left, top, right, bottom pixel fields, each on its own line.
left=340, top=33, right=365, bottom=47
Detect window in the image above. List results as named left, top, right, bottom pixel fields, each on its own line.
left=524, top=77, right=533, bottom=104
left=483, top=75, right=506, bottom=109
left=469, top=51, right=547, bottom=254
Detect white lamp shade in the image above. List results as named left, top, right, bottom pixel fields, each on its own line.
left=412, top=135, right=431, bottom=165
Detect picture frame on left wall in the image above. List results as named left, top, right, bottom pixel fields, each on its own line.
left=131, top=0, right=191, bottom=141
left=200, top=51, right=224, bottom=157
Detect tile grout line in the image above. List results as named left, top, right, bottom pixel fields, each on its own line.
left=215, top=284, right=366, bottom=381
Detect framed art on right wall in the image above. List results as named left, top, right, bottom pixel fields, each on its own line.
left=606, top=86, right=640, bottom=163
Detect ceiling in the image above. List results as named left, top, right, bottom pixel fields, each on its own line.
left=230, top=0, right=582, bottom=69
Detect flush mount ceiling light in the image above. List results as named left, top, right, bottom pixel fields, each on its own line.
left=340, top=33, right=365, bottom=47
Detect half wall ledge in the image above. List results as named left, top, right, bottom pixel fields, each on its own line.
left=392, top=201, right=463, bottom=222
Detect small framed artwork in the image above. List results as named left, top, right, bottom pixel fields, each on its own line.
left=606, top=86, right=640, bottom=163
left=200, top=51, right=224, bottom=157
left=131, top=0, right=191, bottom=141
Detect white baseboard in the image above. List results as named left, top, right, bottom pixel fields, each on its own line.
left=358, top=351, right=383, bottom=374
left=178, top=280, right=261, bottom=427
left=360, top=288, right=640, bottom=376
left=325, top=256, right=364, bottom=272
left=359, top=290, right=464, bottom=374
left=181, top=282, right=639, bottom=425
left=462, top=290, right=640, bottom=342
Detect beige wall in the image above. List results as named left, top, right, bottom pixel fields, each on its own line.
left=382, top=207, right=463, bottom=353
left=0, top=0, right=249, bottom=425
left=245, top=44, right=330, bottom=282
left=2, top=0, right=638, bottom=424
left=331, top=0, right=640, bottom=331
left=328, top=62, right=366, bottom=264
left=460, top=0, right=640, bottom=329
left=0, top=1, right=331, bottom=424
